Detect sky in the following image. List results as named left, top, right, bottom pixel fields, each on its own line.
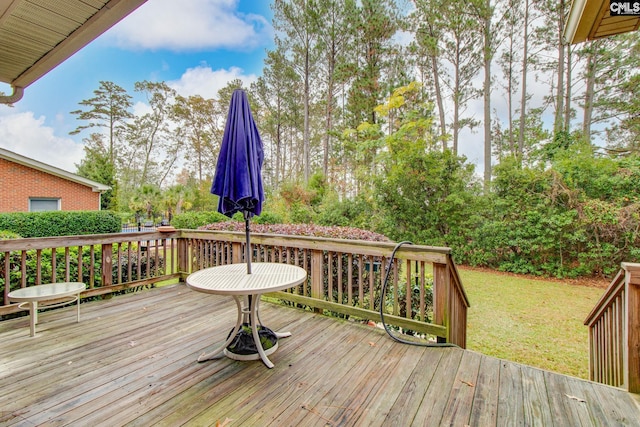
left=0, top=0, right=274, bottom=173
left=0, top=0, right=558, bottom=179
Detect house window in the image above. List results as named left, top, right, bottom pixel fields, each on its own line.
left=29, top=198, right=61, bottom=212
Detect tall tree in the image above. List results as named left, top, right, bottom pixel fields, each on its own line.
left=272, top=0, right=321, bottom=184
left=76, top=133, right=116, bottom=210
left=411, top=1, right=448, bottom=149
left=173, top=94, right=220, bottom=182
left=413, top=0, right=483, bottom=155
left=496, top=0, right=522, bottom=156
left=347, top=0, right=397, bottom=128
left=472, top=0, right=496, bottom=190
left=70, top=81, right=133, bottom=166
left=123, top=81, right=177, bottom=188
left=518, top=0, right=531, bottom=157
left=309, top=0, right=356, bottom=178
left=577, top=33, right=640, bottom=151
left=254, top=46, right=300, bottom=189
left=535, top=0, right=571, bottom=136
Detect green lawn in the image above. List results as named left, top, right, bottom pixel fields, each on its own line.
left=458, top=267, right=608, bottom=380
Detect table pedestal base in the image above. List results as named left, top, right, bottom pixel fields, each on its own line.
left=197, top=295, right=291, bottom=368
left=224, top=341, right=279, bottom=361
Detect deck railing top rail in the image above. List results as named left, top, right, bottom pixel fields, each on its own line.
left=180, top=229, right=453, bottom=261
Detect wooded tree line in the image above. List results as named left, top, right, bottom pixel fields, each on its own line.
left=72, top=0, right=639, bottom=278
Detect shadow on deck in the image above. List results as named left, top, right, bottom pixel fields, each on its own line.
left=1, top=285, right=638, bottom=426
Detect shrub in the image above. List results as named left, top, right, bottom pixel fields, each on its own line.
left=171, top=211, right=228, bottom=229
left=200, top=221, right=389, bottom=241
left=253, top=211, right=284, bottom=224
left=316, top=194, right=372, bottom=229
left=0, top=230, right=21, bottom=240
left=0, top=211, right=120, bottom=238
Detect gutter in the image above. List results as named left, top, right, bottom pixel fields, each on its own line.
left=0, top=86, right=24, bottom=104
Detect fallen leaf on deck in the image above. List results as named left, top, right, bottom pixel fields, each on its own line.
left=215, top=417, right=233, bottom=426
left=368, top=342, right=376, bottom=347
left=129, top=341, right=136, bottom=347
left=461, top=380, right=475, bottom=387
left=565, top=394, right=586, bottom=403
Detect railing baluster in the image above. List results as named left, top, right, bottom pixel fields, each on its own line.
left=3, top=251, right=9, bottom=305
left=51, top=247, right=57, bottom=283
left=65, top=247, right=70, bottom=282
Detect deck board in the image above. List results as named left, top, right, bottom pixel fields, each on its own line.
left=1, top=284, right=639, bottom=427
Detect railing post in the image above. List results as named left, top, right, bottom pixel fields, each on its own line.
left=623, top=263, right=640, bottom=393
left=232, top=242, right=243, bottom=264
left=177, top=237, right=189, bottom=276
left=433, top=262, right=449, bottom=343
left=101, top=243, right=113, bottom=288
left=311, top=249, right=323, bottom=313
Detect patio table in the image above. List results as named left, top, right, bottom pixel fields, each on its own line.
left=186, top=262, right=307, bottom=368
left=8, top=282, right=86, bottom=337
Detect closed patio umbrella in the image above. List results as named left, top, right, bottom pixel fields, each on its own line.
left=211, top=89, right=264, bottom=274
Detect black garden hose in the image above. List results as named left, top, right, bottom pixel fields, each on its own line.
left=379, top=241, right=458, bottom=348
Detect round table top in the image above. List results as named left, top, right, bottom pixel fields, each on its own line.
left=186, top=263, right=307, bottom=296
left=8, top=282, right=86, bottom=302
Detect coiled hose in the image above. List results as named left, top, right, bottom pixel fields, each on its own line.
left=379, top=241, right=458, bottom=348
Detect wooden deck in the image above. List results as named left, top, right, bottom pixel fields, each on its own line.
left=1, top=285, right=639, bottom=427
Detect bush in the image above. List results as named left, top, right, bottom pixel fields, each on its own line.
left=171, top=211, right=228, bottom=229
left=200, top=221, right=390, bottom=241
left=253, top=211, right=284, bottom=224
left=0, top=230, right=21, bottom=240
left=317, top=194, right=372, bottom=229
left=0, top=211, right=120, bottom=238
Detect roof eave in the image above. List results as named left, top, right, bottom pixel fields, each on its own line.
left=0, top=147, right=111, bottom=193
left=3, top=0, right=147, bottom=100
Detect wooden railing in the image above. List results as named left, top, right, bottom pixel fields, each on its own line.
left=0, top=232, right=181, bottom=315
left=180, top=230, right=470, bottom=347
left=585, top=262, right=640, bottom=393
left=0, top=229, right=470, bottom=348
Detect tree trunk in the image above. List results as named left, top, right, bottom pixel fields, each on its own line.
left=304, top=45, right=311, bottom=184
left=426, top=22, right=447, bottom=151
left=483, top=3, right=492, bottom=190
left=518, top=0, right=529, bottom=158
left=276, top=96, right=282, bottom=188
left=582, top=43, right=597, bottom=140
left=554, top=0, right=566, bottom=135
left=564, top=43, right=572, bottom=132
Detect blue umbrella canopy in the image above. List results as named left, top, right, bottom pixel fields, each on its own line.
left=211, top=89, right=264, bottom=217
left=211, top=89, right=264, bottom=273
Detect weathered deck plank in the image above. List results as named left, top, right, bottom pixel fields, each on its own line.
left=1, top=284, right=639, bottom=427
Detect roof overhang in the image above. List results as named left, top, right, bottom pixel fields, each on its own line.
left=0, top=147, right=111, bottom=192
left=564, top=0, right=640, bottom=44
left=0, top=0, right=148, bottom=104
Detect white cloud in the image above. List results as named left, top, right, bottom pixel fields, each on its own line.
left=110, top=0, right=272, bottom=51
left=167, top=65, right=257, bottom=99
left=0, top=110, right=84, bottom=173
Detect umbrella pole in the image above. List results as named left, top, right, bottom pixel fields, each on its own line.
left=244, top=211, right=252, bottom=274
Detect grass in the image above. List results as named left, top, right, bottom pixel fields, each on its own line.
left=458, top=267, right=608, bottom=380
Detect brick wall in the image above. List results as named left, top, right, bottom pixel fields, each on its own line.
left=0, top=158, right=100, bottom=212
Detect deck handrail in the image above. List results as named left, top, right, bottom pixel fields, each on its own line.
left=585, top=262, right=640, bottom=393
left=0, top=231, right=181, bottom=314
left=0, top=229, right=469, bottom=348
left=180, top=229, right=469, bottom=347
